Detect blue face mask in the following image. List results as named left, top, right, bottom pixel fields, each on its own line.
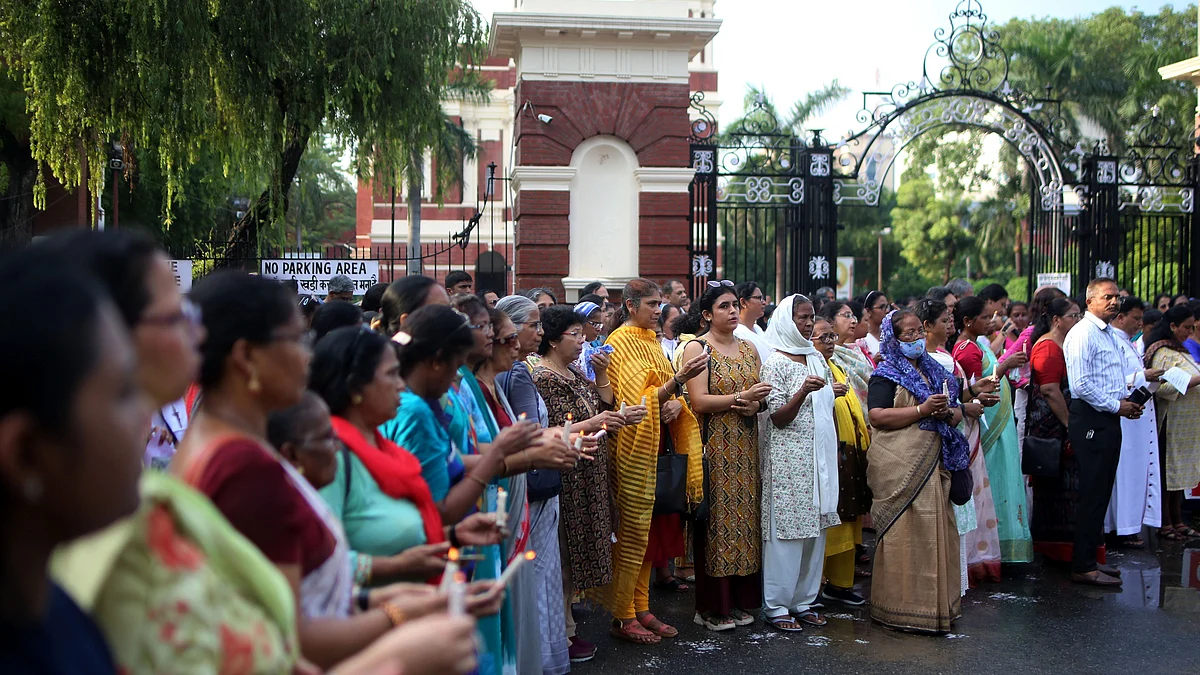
left=898, top=338, right=926, bottom=359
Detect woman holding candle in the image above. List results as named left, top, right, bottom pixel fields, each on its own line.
left=599, top=279, right=709, bottom=644
left=678, top=283, right=771, bottom=631
left=475, top=307, right=577, bottom=674
left=918, top=299, right=1001, bottom=588
left=759, top=295, right=839, bottom=631
left=953, top=296, right=1034, bottom=565
left=820, top=301, right=875, bottom=415
left=533, top=305, right=634, bottom=662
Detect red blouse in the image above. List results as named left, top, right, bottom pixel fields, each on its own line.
left=952, top=339, right=985, bottom=380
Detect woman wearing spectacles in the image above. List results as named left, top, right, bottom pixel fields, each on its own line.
left=809, top=316, right=871, bottom=607
left=865, top=309, right=971, bottom=634
left=533, top=305, right=635, bottom=662
left=861, top=291, right=891, bottom=358
left=677, top=284, right=771, bottom=632
left=953, top=296, right=1033, bottom=567
left=1027, top=298, right=1089, bottom=561
left=819, top=301, right=875, bottom=418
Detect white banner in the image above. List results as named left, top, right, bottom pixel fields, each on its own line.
left=170, top=260, right=193, bottom=292
left=836, top=256, right=855, bottom=300
left=260, top=259, right=380, bottom=296
left=1036, top=272, right=1071, bottom=296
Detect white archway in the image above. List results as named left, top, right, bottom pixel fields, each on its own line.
left=567, top=135, right=641, bottom=281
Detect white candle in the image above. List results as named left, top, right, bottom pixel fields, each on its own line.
left=495, top=487, right=508, bottom=526
left=517, top=412, right=528, bottom=421
left=448, top=571, right=466, bottom=617
left=440, top=548, right=461, bottom=592
left=498, top=550, right=537, bottom=587
left=573, top=435, right=583, bottom=451
left=619, top=401, right=627, bottom=415
left=562, top=413, right=572, bottom=444
left=593, top=424, right=607, bottom=442
left=641, top=395, right=647, bottom=407
left=942, top=379, right=949, bottom=397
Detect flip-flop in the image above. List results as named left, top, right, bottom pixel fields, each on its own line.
left=765, top=615, right=803, bottom=633
left=796, top=610, right=827, bottom=627
left=1174, top=525, right=1200, bottom=538
left=1159, top=527, right=1184, bottom=541
left=654, top=576, right=690, bottom=593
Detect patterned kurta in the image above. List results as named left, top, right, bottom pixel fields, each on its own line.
left=532, top=364, right=614, bottom=590
left=762, top=353, right=841, bottom=540
left=1149, top=347, right=1200, bottom=491
left=694, top=337, right=762, bottom=577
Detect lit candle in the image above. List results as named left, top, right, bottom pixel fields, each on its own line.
left=562, top=413, right=572, bottom=444
left=518, top=412, right=528, bottom=421
left=573, top=435, right=583, bottom=451
left=448, top=571, right=467, bottom=617
left=440, top=547, right=461, bottom=592
left=495, top=487, right=508, bottom=526
left=593, top=423, right=607, bottom=442
left=498, top=550, right=537, bottom=587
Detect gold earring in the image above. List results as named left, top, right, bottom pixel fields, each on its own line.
left=248, top=370, right=262, bottom=394
left=352, top=394, right=364, bottom=406
left=297, top=465, right=306, bottom=476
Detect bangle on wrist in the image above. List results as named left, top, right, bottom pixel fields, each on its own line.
left=354, top=553, right=373, bottom=585
left=448, top=523, right=462, bottom=549
left=466, top=474, right=488, bottom=489
left=381, top=602, right=407, bottom=627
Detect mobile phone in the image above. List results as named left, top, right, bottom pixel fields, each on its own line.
left=1127, top=386, right=1152, bottom=406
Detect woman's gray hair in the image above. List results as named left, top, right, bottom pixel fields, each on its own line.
left=496, top=294, right=539, bottom=325
left=523, top=287, right=557, bottom=305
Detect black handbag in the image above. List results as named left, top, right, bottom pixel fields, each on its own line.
left=1021, top=436, right=1061, bottom=477
left=654, top=426, right=689, bottom=516
left=836, top=441, right=871, bottom=521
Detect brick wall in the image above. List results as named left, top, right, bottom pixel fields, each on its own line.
left=513, top=80, right=692, bottom=292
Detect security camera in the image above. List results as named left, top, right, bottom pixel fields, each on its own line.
left=537, top=113, right=553, bottom=124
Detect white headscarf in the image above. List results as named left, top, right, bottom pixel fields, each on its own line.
left=763, top=294, right=820, bottom=357
left=763, top=294, right=839, bottom=523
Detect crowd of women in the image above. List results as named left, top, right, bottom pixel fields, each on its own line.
left=3, top=229, right=1198, bottom=675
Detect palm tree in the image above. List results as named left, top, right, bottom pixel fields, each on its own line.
left=402, top=70, right=491, bottom=275
left=719, top=83, right=850, bottom=295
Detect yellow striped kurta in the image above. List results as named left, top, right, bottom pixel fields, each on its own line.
left=595, top=325, right=704, bottom=617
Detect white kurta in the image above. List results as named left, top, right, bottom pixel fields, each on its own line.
left=1105, top=328, right=1163, bottom=535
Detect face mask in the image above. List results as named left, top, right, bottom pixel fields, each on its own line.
left=898, top=338, right=926, bottom=359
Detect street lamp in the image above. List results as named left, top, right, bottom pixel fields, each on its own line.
left=877, top=227, right=892, bottom=290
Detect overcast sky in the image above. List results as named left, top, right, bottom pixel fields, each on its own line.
left=471, top=0, right=1193, bottom=135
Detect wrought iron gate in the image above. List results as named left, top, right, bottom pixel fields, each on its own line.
left=688, top=96, right=839, bottom=301
left=688, top=0, right=1199, bottom=301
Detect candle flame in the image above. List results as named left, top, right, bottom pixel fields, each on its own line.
left=524, top=551, right=537, bottom=561
left=566, top=412, right=573, bottom=421
left=518, top=412, right=528, bottom=421
left=448, top=548, right=460, bottom=562
left=601, top=423, right=608, bottom=431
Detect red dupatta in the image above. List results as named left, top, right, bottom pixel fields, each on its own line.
left=331, top=416, right=445, bottom=546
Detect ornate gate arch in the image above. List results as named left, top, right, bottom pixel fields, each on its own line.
left=688, top=0, right=1199, bottom=299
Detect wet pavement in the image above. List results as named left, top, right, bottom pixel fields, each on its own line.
left=571, top=531, right=1200, bottom=674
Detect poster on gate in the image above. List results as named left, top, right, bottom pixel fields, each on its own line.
left=836, top=257, right=854, bottom=299
left=170, top=260, right=193, bottom=292
left=260, top=259, right=379, bottom=296
left=1036, top=272, right=1071, bottom=296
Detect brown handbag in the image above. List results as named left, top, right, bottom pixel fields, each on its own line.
left=836, top=440, right=871, bottom=521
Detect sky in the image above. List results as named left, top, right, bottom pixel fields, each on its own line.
left=470, top=0, right=1194, bottom=136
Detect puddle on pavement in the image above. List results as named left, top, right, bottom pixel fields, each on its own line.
left=1104, top=542, right=1200, bottom=612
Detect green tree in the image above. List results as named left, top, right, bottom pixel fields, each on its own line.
left=402, top=73, right=489, bottom=274
left=0, top=64, right=36, bottom=250
left=0, top=0, right=485, bottom=254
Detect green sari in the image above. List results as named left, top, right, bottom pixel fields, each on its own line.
left=978, top=338, right=1034, bottom=563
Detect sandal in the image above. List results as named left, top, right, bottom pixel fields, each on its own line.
left=693, top=612, right=735, bottom=632
left=654, top=576, right=690, bottom=593
left=676, top=566, right=696, bottom=583
left=1174, top=525, right=1200, bottom=538
left=857, top=553, right=871, bottom=565
left=638, top=612, right=678, bottom=638
left=1160, top=527, right=1184, bottom=541
left=796, top=610, right=827, bottom=627
left=729, top=608, right=755, bottom=626
left=610, top=619, right=661, bottom=645
left=855, top=568, right=872, bottom=579
left=1118, top=536, right=1145, bottom=548
left=765, top=614, right=803, bottom=633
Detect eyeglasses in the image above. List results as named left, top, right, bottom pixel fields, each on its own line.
left=812, top=332, right=838, bottom=344
left=494, top=332, right=520, bottom=346
left=589, top=321, right=604, bottom=330
left=1064, top=312, right=1084, bottom=319
left=468, top=321, right=494, bottom=336
left=749, top=294, right=765, bottom=301
left=561, top=331, right=583, bottom=340
left=706, top=280, right=735, bottom=288
left=897, top=329, right=927, bottom=340
left=141, top=298, right=203, bottom=332
left=516, top=321, right=543, bottom=331
left=836, top=311, right=855, bottom=319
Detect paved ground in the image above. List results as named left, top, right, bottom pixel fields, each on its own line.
left=571, top=530, right=1200, bottom=674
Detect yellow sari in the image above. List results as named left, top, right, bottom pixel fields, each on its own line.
left=595, top=325, right=704, bottom=617
left=826, top=363, right=869, bottom=560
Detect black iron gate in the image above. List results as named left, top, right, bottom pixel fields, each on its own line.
left=689, top=0, right=1200, bottom=302
left=687, top=96, right=839, bottom=301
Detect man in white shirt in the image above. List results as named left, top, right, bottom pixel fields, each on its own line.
left=1105, top=297, right=1163, bottom=543
left=1063, top=278, right=1145, bottom=586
